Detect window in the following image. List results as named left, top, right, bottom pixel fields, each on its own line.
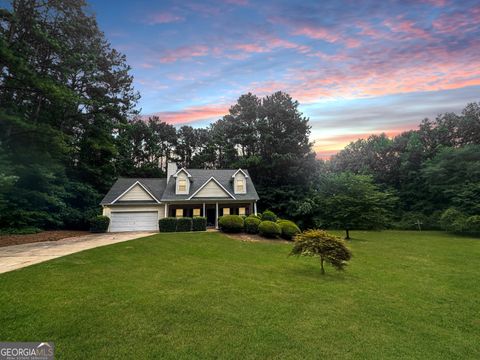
left=176, top=209, right=183, bottom=217
left=236, top=179, right=244, bottom=192
left=238, top=207, right=246, bottom=216
left=223, top=208, right=230, bottom=215
left=193, top=208, right=201, bottom=217
left=178, top=179, right=187, bottom=192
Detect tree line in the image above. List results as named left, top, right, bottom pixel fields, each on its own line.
left=1, top=0, right=479, bottom=235
left=0, top=0, right=317, bottom=231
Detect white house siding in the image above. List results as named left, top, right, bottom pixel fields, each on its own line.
left=194, top=180, right=230, bottom=198
left=118, top=184, right=155, bottom=201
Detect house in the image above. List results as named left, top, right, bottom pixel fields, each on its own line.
left=100, top=162, right=259, bottom=232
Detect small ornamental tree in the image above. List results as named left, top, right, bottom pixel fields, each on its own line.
left=290, top=230, right=352, bottom=275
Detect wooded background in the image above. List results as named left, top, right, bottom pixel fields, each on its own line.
left=1, top=0, right=479, bottom=231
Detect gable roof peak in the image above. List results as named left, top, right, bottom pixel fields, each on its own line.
left=110, top=180, right=160, bottom=204
left=188, top=176, right=236, bottom=200
left=173, top=167, right=192, bottom=178
left=232, top=168, right=249, bottom=178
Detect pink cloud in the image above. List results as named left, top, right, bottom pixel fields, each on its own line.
left=355, top=21, right=384, bottom=39
left=383, top=19, right=432, bottom=40
left=145, top=12, right=184, bottom=25
left=159, top=45, right=209, bottom=63
left=147, top=105, right=229, bottom=124
left=289, top=23, right=362, bottom=49
left=232, top=37, right=310, bottom=55
left=432, top=6, right=480, bottom=34
left=292, top=25, right=339, bottom=43
left=233, top=43, right=269, bottom=53
left=313, top=129, right=409, bottom=159
left=140, top=63, right=154, bottom=69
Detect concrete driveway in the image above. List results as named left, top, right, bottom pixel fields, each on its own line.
left=0, top=232, right=155, bottom=274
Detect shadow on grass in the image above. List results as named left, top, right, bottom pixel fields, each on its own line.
left=285, top=262, right=354, bottom=282
left=346, top=237, right=369, bottom=243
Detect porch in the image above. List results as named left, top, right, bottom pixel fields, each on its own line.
left=164, top=201, right=257, bottom=228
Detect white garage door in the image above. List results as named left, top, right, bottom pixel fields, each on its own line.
left=110, top=211, right=158, bottom=232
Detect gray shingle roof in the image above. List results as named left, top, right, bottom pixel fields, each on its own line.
left=161, top=169, right=259, bottom=201
left=100, top=169, right=259, bottom=205
left=100, top=178, right=167, bottom=205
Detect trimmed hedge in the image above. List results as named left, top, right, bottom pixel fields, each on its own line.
left=219, top=215, right=244, bottom=233
left=258, top=220, right=281, bottom=238
left=177, top=217, right=193, bottom=232
left=261, top=210, right=277, bottom=222
left=245, top=216, right=261, bottom=234
left=159, top=217, right=177, bottom=232
left=192, top=217, right=207, bottom=231
left=277, top=220, right=301, bottom=240
left=90, top=215, right=110, bottom=233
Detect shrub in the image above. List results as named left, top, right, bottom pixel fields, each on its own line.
left=0, top=227, right=42, bottom=235
left=249, top=214, right=261, bottom=220
left=159, top=217, right=177, bottom=232
left=465, top=215, right=480, bottom=234
left=261, top=210, right=277, bottom=222
left=290, top=229, right=352, bottom=274
left=440, top=208, right=466, bottom=233
left=218, top=215, right=244, bottom=233
left=176, top=217, right=193, bottom=232
left=258, top=220, right=281, bottom=238
left=192, top=217, right=207, bottom=231
left=90, top=215, right=110, bottom=233
left=391, top=211, right=442, bottom=231
left=245, top=216, right=261, bottom=234
left=278, top=220, right=301, bottom=240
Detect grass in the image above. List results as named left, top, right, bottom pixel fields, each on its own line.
left=0, top=230, right=479, bottom=359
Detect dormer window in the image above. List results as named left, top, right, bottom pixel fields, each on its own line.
left=236, top=179, right=244, bottom=193
left=232, top=169, right=248, bottom=194
left=174, top=168, right=191, bottom=195
left=178, top=179, right=187, bottom=192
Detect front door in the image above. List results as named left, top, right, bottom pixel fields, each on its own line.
left=206, top=208, right=216, bottom=227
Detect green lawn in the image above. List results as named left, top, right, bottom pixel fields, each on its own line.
left=0, top=231, right=479, bottom=359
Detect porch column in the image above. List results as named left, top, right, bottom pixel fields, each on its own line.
left=215, top=202, right=219, bottom=229
left=203, top=202, right=206, bottom=217
left=165, top=203, right=168, bottom=217
left=254, top=201, right=257, bottom=216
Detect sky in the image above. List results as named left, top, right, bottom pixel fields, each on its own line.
left=89, top=0, right=480, bottom=158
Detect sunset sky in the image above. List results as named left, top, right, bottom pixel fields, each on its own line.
left=90, top=0, right=480, bottom=158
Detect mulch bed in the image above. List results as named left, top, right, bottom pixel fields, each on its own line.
left=223, top=232, right=291, bottom=244
left=0, top=230, right=90, bottom=248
